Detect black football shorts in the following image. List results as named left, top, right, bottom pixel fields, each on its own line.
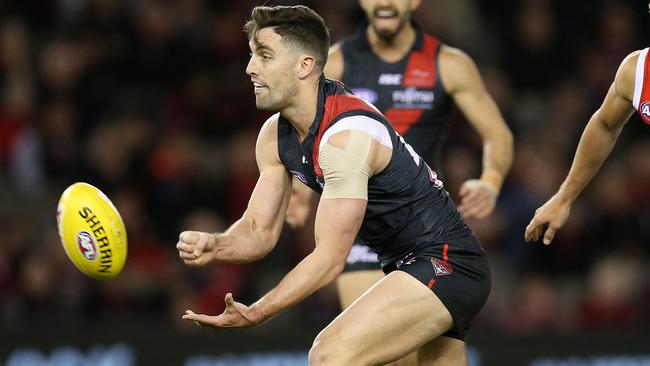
left=382, top=233, right=491, bottom=341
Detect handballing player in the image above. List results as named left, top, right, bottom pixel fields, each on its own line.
left=178, top=5, right=491, bottom=365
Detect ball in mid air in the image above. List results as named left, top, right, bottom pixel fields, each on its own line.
left=56, top=182, right=127, bottom=280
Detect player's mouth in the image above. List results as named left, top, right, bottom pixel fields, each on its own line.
left=373, top=8, right=399, bottom=20
left=252, top=81, right=267, bottom=93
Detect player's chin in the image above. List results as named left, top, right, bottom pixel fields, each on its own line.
left=254, top=100, right=271, bottom=111
left=373, top=26, right=399, bottom=40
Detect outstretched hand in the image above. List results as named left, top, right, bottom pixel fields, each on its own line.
left=457, top=179, right=498, bottom=219
left=524, top=196, right=572, bottom=245
left=182, top=293, right=263, bottom=328
left=176, top=231, right=217, bottom=267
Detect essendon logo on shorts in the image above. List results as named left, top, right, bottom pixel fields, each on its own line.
left=640, top=102, right=650, bottom=125
left=431, top=258, right=453, bottom=276
left=77, top=231, right=98, bottom=261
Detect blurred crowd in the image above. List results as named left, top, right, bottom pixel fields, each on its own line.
left=0, top=0, right=649, bottom=339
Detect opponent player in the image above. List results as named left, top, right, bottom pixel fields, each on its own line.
left=286, top=2, right=512, bottom=361
left=525, top=43, right=646, bottom=244
left=178, top=5, right=490, bottom=365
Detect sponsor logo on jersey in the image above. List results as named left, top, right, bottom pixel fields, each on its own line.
left=289, top=170, right=308, bottom=184
left=640, top=102, right=650, bottom=124
left=351, top=88, right=378, bottom=104
left=409, top=69, right=432, bottom=79
left=392, top=87, right=434, bottom=108
left=431, top=257, right=453, bottom=276
left=378, top=73, right=403, bottom=85
left=77, top=231, right=98, bottom=261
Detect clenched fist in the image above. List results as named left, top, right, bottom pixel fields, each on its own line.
left=176, top=231, right=217, bottom=267
left=457, top=179, right=498, bottom=219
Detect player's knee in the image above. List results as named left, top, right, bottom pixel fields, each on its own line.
left=308, top=337, right=337, bottom=365
left=308, top=331, right=356, bottom=365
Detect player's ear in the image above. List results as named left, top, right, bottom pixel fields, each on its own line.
left=297, top=55, right=317, bottom=79
left=411, top=0, right=422, bottom=11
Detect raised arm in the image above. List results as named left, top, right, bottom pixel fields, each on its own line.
left=177, top=114, right=292, bottom=265
left=525, top=51, right=638, bottom=245
left=439, top=46, right=514, bottom=219
left=184, top=120, right=390, bottom=328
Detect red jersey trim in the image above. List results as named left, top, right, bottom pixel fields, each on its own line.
left=312, top=93, right=383, bottom=176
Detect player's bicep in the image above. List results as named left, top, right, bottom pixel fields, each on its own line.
left=595, top=53, right=637, bottom=132
left=314, top=197, right=366, bottom=265
left=245, top=115, right=292, bottom=235
left=594, top=84, right=635, bottom=133
left=440, top=46, right=507, bottom=136
left=247, top=164, right=292, bottom=220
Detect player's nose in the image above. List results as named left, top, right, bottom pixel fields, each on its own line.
left=246, top=57, right=257, bottom=76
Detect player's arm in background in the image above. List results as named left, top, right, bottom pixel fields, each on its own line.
left=439, top=46, right=514, bottom=219
left=177, top=114, right=292, bottom=265
left=285, top=44, right=345, bottom=228
left=525, top=51, right=637, bottom=245
left=184, top=126, right=387, bottom=327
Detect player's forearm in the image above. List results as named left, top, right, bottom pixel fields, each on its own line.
left=480, top=126, right=513, bottom=192
left=249, top=248, right=344, bottom=321
left=556, top=115, right=622, bottom=204
left=213, top=214, right=279, bottom=264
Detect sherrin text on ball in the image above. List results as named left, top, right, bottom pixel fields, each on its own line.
left=56, top=182, right=127, bottom=280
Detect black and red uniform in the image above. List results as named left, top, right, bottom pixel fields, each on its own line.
left=340, top=23, right=452, bottom=167
left=278, top=76, right=490, bottom=340
left=337, top=23, right=456, bottom=272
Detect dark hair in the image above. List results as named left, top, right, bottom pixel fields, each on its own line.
left=243, top=5, right=330, bottom=72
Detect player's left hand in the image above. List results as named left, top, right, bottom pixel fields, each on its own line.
left=182, top=293, right=263, bottom=328
left=457, top=179, right=498, bottom=219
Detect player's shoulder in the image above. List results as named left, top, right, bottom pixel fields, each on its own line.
left=615, top=49, right=645, bottom=99
left=325, top=43, right=345, bottom=80
left=329, top=42, right=343, bottom=59
left=438, top=45, right=481, bottom=92
left=255, top=113, right=282, bottom=165
left=618, top=49, right=643, bottom=76
left=257, top=113, right=281, bottom=143
left=439, top=45, right=475, bottom=68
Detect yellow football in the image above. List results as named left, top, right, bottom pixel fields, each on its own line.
left=56, top=182, right=127, bottom=280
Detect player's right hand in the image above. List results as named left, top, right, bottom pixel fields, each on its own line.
left=524, top=196, right=572, bottom=245
left=177, top=231, right=217, bottom=267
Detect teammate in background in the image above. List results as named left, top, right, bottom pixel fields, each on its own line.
left=286, top=1, right=512, bottom=362
left=525, top=45, right=647, bottom=244
left=178, top=5, right=490, bottom=365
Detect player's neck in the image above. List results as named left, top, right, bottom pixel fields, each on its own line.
left=281, top=78, right=320, bottom=142
left=367, top=23, right=416, bottom=63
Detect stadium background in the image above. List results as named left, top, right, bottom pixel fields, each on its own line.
left=1, top=0, right=649, bottom=365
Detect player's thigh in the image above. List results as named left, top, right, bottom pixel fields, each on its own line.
left=417, top=336, right=467, bottom=366
left=336, top=269, right=384, bottom=309
left=316, top=270, right=454, bottom=365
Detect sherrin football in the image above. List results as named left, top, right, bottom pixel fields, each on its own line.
left=56, top=182, right=127, bottom=280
